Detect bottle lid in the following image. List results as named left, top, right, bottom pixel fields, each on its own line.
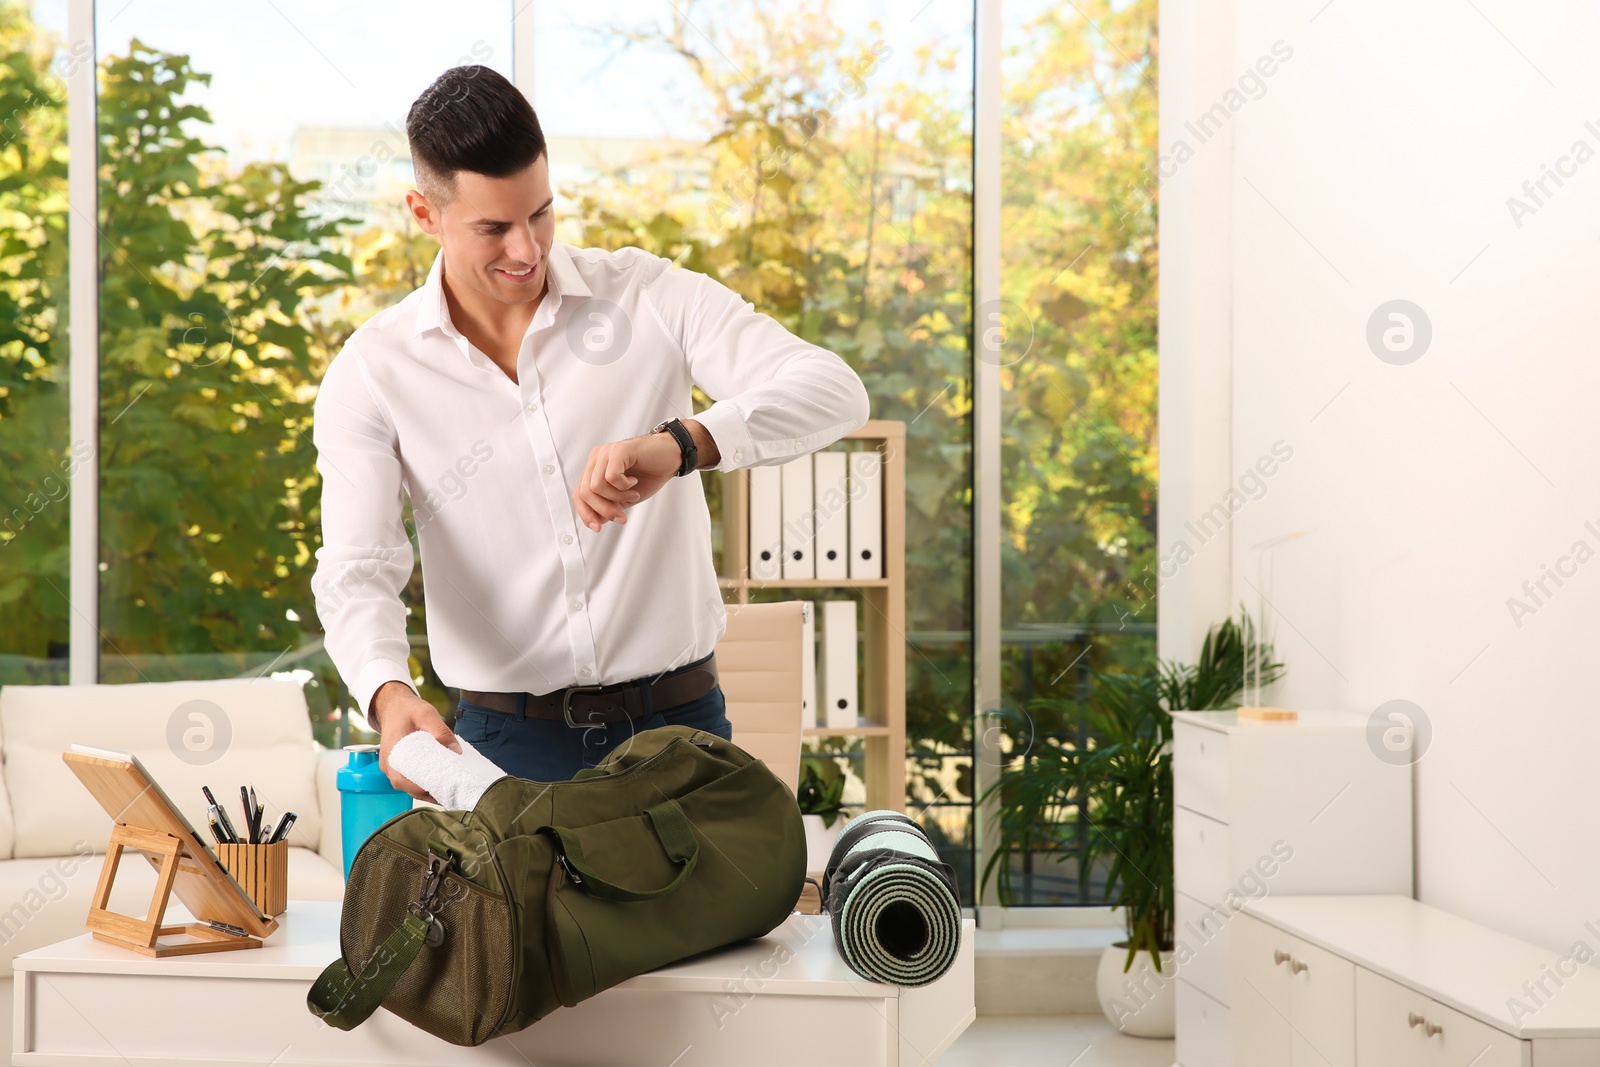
left=337, top=744, right=402, bottom=794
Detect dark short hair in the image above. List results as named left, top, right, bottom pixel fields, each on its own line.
left=406, top=65, right=546, bottom=205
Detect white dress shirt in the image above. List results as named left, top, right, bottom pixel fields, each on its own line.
left=310, top=241, right=871, bottom=720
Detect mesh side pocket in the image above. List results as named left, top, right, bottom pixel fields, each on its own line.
left=342, top=834, right=516, bottom=1046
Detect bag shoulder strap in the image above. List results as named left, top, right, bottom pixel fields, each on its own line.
left=306, top=910, right=432, bottom=1029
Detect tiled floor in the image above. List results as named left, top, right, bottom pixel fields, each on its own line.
left=941, top=1015, right=1175, bottom=1067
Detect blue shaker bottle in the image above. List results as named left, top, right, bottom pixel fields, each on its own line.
left=336, top=744, right=412, bottom=879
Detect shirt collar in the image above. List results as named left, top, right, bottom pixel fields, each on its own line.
left=412, top=240, right=591, bottom=340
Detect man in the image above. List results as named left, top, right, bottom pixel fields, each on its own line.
left=310, top=65, right=870, bottom=802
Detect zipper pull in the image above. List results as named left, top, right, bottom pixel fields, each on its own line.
left=418, top=850, right=450, bottom=909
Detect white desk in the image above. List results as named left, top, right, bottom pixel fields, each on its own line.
left=12, top=901, right=974, bottom=1067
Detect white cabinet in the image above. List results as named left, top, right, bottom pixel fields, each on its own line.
left=1232, top=913, right=1355, bottom=1067
left=1173, top=806, right=1230, bottom=904
left=1169, top=710, right=1413, bottom=1067
left=1175, top=980, right=1230, bottom=1067
left=1355, top=966, right=1528, bottom=1067
left=1172, top=719, right=1229, bottom=820
left=1174, top=892, right=1230, bottom=1003
left=1233, top=911, right=1291, bottom=1066
left=1241, top=896, right=1600, bottom=1066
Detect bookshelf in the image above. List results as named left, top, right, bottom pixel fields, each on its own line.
left=713, top=420, right=906, bottom=813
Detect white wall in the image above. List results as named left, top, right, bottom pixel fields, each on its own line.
left=1161, top=0, right=1600, bottom=952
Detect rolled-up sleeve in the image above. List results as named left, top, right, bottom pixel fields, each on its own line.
left=309, top=339, right=418, bottom=721
left=644, top=265, right=871, bottom=473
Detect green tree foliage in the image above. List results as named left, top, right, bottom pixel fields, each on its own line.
left=94, top=41, right=356, bottom=685
left=0, top=2, right=74, bottom=676
left=998, top=0, right=1159, bottom=694
left=0, top=15, right=363, bottom=737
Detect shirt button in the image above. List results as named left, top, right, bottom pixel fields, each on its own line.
left=562, top=533, right=573, bottom=544
left=544, top=464, right=555, bottom=475
left=734, top=449, right=743, bottom=461
left=580, top=667, right=593, bottom=677
left=525, top=401, right=538, bottom=413
left=570, top=599, right=582, bottom=612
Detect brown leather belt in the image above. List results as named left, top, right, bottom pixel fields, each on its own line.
left=460, top=653, right=719, bottom=728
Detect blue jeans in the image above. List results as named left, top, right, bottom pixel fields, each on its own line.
left=452, top=654, right=732, bottom=782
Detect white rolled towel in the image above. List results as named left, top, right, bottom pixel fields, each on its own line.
left=387, top=730, right=510, bottom=811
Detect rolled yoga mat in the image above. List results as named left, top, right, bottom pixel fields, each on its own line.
left=821, top=809, right=963, bottom=986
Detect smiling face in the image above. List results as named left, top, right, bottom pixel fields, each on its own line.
left=405, top=153, right=557, bottom=319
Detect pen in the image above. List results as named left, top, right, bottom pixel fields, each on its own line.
left=240, top=786, right=256, bottom=843
left=248, top=785, right=261, bottom=842
left=266, top=811, right=296, bottom=844
left=203, top=786, right=239, bottom=843
left=207, top=815, right=226, bottom=845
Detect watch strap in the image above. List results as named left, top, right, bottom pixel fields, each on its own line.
left=654, top=418, right=697, bottom=477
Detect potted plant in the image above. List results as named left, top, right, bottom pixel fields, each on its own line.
left=797, top=758, right=850, bottom=872
left=981, top=611, right=1283, bottom=1037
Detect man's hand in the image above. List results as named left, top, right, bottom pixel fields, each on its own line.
left=573, top=419, right=720, bottom=533
left=370, top=680, right=459, bottom=805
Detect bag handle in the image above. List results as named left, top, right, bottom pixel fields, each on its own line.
left=306, top=910, right=432, bottom=1029
left=541, top=799, right=699, bottom=902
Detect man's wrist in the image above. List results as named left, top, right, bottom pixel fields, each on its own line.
left=681, top=418, right=721, bottom=470
left=367, top=680, right=410, bottom=733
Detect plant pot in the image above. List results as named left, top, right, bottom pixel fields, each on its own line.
left=1095, top=943, right=1177, bottom=1038
left=802, top=812, right=846, bottom=872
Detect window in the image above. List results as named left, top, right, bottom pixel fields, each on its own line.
left=991, top=0, right=1159, bottom=905
left=536, top=0, right=978, bottom=898
left=92, top=1, right=514, bottom=743
left=15, top=0, right=1159, bottom=912
left=0, top=0, right=73, bottom=686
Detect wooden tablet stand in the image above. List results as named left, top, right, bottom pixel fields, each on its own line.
left=64, top=748, right=280, bottom=957
left=86, top=824, right=266, bottom=957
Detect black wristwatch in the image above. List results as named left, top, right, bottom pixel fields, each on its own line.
left=650, top=417, right=698, bottom=477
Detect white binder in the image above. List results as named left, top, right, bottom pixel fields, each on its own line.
left=813, top=452, right=850, bottom=581
left=822, top=600, right=858, bottom=729
left=748, top=465, right=782, bottom=581
left=848, top=451, right=882, bottom=580
left=801, top=601, right=817, bottom=728
left=781, top=455, right=815, bottom=580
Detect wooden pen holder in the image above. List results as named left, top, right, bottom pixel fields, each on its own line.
left=215, top=839, right=288, bottom=917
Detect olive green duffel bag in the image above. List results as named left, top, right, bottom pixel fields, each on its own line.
left=306, top=725, right=806, bottom=1046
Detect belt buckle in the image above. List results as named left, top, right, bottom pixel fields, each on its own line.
left=561, top=684, right=608, bottom=729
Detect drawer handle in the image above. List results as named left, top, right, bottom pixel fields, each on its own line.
left=1273, top=950, right=1292, bottom=966
left=1424, top=1021, right=1443, bottom=1038
left=1290, top=959, right=1309, bottom=975
left=1408, top=1013, right=1425, bottom=1029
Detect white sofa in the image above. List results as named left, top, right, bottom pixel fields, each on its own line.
left=0, top=677, right=348, bottom=977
